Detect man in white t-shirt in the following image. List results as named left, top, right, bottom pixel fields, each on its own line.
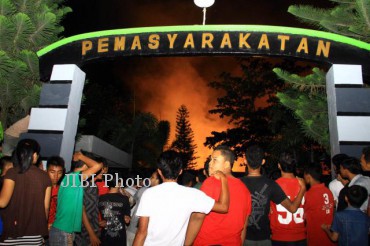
left=133, top=150, right=229, bottom=246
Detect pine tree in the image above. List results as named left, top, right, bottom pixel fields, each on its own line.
left=0, top=0, right=72, bottom=128
left=288, top=0, right=370, bottom=42
left=274, top=67, right=330, bottom=151
left=171, top=105, right=198, bottom=170
left=274, top=0, right=370, bottom=152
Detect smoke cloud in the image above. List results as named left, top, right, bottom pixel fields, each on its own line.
left=117, top=57, right=241, bottom=169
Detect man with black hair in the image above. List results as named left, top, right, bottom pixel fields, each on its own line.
left=75, top=153, right=104, bottom=246
left=241, top=145, right=306, bottom=246
left=329, top=154, right=349, bottom=209
left=46, top=156, right=65, bottom=229
left=303, top=164, right=335, bottom=246
left=188, top=146, right=251, bottom=246
left=133, top=150, right=229, bottom=246
left=338, top=157, right=370, bottom=212
left=322, top=185, right=370, bottom=246
left=270, top=152, right=306, bottom=245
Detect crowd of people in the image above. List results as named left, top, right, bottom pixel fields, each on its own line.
left=0, top=138, right=369, bottom=246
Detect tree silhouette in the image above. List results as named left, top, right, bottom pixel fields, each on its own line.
left=205, top=57, right=323, bottom=164
left=171, top=105, right=198, bottom=169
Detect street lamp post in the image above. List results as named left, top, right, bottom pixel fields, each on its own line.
left=193, top=0, right=215, bottom=25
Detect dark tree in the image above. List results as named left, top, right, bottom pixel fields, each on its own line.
left=171, top=105, right=198, bottom=169
left=205, top=57, right=324, bottom=165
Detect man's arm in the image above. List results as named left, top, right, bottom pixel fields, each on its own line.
left=44, top=186, right=51, bottom=219
left=211, top=171, right=229, bottom=213
left=133, top=217, right=149, bottom=246
left=185, top=212, right=206, bottom=246
left=280, top=177, right=306, bottom=213
left=241, top=215, right=249, bottom=243
left=321, top=224, right=339, bottom=242
left=74, top=152, right=103, bottom=180
left=0, top=179, right=15, bottom=208
left=82, top=206, right=101, bottom=246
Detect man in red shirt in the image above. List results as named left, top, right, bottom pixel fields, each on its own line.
left=270, top=152, right=306, bottom=245
left=303, top=163, right=335, bottom=246
left=46, top=156, right=65, bottom=229
left=186, top=145, right=252, bottom=246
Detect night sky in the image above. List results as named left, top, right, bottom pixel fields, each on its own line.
left=60, top=0, right=333, bottom=169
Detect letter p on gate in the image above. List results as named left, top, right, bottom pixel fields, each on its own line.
left=82, top=40, right=93, bottom=55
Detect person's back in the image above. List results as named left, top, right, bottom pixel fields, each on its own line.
left=241, top=146, right=306, bottom=245
left=127, top=169, right=161, bottom=245
left=0, top=139, right=51, bottom=245
left=2, top=166, right=51, bottom=239
left=99, top=176, right=131, bottom=246
left=241, top=175, right=286, bottom=241
left=134, top=150, right=229, bottom=246
left=270, top=153, right=306, bottom=244
left=322, top=185, right=370, bottom=246
left=304, top=164, right=335, bottom=246
left=332, top=207, right=370, bottom=245
left=270, top=178, right=305, bottom=243
left=138, top=182, right=214, bottom=245
left=194, top=176, right=251, bottom=245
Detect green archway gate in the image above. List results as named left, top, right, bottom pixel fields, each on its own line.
left=23, top=25, right=370, bottom=170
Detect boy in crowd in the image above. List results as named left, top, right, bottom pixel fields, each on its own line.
left=304, top=164, right=335, bottom=246
left=99, top=175, right=131, bottom=245
left=322, top=185, right=370, bottom=246
left=270, top=152, right=306, bottom=245
left=49, top=151, right=102, bottom=246
left=240, top=145, right=306, bottom=246
left=329, top=154, right=348, bottom=209
left=75, top=153, right=104, bottom=246
left=46, top=156, right=65, bottom=229
left=133, top=150, right=229, bottom=246
left=187, top=146, right=251, bottom=246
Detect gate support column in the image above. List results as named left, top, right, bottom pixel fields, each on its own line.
left=326, top=64, right=370, bottom=162
left=21, top=64, right=85, bottom=171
